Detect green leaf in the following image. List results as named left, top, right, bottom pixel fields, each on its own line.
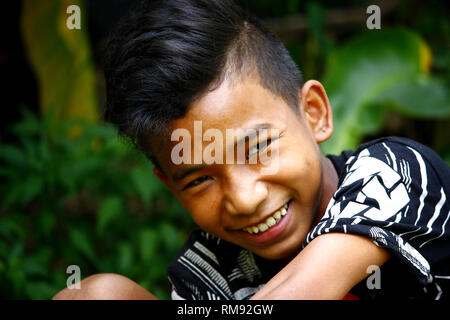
left=37, top=210, right=56, bottom=238
left=0, top=219, right=26, bottom=242
left=21, top=175, right=44, bottom=205
left=2, top=180, right=28, bottom=209
left=160, top=222, right=182, bottom=254
left=96, top=196, right=124, bottom=235
left=117, top=242, right=133, bottom=274
left=25, top=281, right=58, bottom=300
left=379, top=76, right=450, bottom=118
left=0, top=144, right=26, bottom=167
left=68, top=229, right=95, bottom=262
left=23, top=258, right=49, bottom=278
left=9, top=107, right=42, bottom=136
left=320, top=28, right=435, bottom=154
left=139, top=229, right=159, bottom=264
left=130, top=165, right=158, bottom=206
left=2, top=174, right=43, bottom=208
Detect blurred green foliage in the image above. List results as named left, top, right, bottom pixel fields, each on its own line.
left=0, top=109, right=195, bottom=299
left=319, top=28, right=450, bottom=155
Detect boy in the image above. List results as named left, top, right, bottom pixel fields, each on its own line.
left=53, top=0, right=449, bottom=300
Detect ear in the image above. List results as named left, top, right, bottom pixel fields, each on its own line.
left=299, top=80, right=333, bottom=143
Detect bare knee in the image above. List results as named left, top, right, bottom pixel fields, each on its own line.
left=52, top=273, right=158, bottom=300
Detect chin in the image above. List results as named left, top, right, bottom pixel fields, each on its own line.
left=253, top=242, right=301, bottom=261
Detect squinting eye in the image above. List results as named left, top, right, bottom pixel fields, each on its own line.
left=183, top=176, right=211, bottom=190
left=247, top=139, right=271, bottom=159
left=248, top=145, right=259, bottom=156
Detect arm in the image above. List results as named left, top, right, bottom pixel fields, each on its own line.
left=251, top=233, right=390, bottom=300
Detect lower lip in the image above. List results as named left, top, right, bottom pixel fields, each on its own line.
left=239, top=202, right=292, bottom=244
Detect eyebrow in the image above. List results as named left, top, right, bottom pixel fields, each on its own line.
left=171, top=122, right=274, bottom=183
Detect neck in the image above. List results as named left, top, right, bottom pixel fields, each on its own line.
left=281, top=155, right=339, bottom=265
left=313, top=155, right=339, bottom=227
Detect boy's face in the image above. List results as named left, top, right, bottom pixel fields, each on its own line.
left=154, top=76, right=335, bottom=260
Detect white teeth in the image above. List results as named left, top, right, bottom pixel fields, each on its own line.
left=266, top=217, right=276, bottom=227
left=242, top=202, right=289, bottom=234
left=258, top=223, right=268, bottom=232
left=274, top=211, right=281, bottom=221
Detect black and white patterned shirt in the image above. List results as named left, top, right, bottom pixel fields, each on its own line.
left=167, top=137, right=450, bottom=300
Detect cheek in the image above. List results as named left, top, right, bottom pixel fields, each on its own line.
left=185, top=198, right=222, bottom=234
left=280, top=123, right=322, bottom=183
left=278, top=146, right=322, bottom=198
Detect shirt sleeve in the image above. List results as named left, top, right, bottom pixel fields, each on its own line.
left=303, top=140, right=450, bottom=287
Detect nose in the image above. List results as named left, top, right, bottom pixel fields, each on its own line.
left=223, top=167, right=268, bottom=216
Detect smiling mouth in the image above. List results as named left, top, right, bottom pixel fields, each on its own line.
left=242, top=202, right=289, bottom=234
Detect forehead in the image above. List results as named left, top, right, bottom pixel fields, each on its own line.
left=176, top=76, right=291, bottom=130
left=156, top=76, right=297, bottom=172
